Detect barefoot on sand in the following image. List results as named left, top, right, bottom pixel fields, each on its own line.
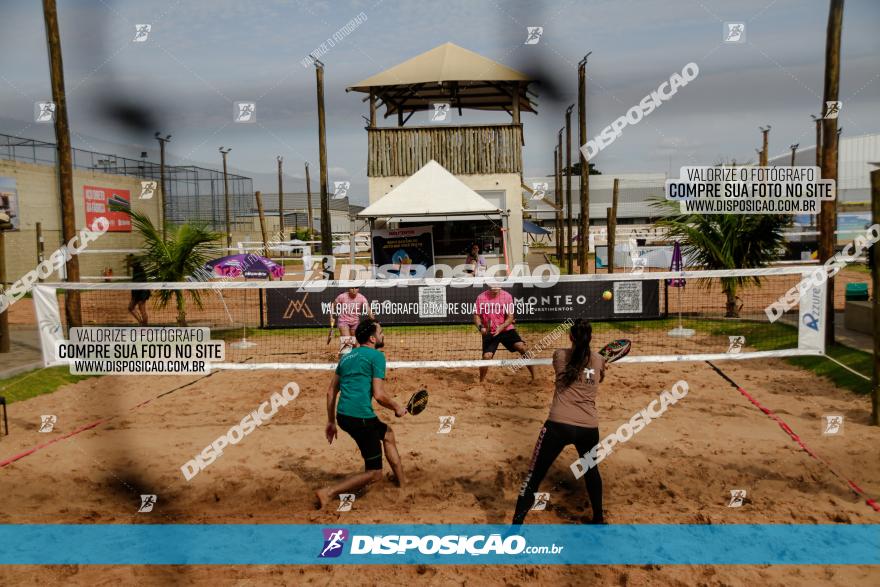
left=314, top=489, right=331, bottom=510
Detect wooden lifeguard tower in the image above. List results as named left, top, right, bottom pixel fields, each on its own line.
left=347, top=42, right=536, bottom=267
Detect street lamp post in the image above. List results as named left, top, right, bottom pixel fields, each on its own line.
left=219, top=147, right=232, bottom=250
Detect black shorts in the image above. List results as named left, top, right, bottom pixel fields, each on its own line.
left=131, top=290, right=150, bottom=303
left=336, top=414, right=388, bottom=470
left=482, top=329, right=524, bottom=355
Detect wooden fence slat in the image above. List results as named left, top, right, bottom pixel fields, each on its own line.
left=366, top=125, right=521, bottom=177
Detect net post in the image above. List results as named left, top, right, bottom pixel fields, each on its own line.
left=32, top=284, right=64, bottom=366
left=796, top=268, right=826, bottom=355
left=663, top=279, right=669, bottom=318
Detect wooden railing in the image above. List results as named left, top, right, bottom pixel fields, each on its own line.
left=367, top=124, right=523, bottom=177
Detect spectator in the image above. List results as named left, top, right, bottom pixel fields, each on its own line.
left=126, top=255, right=150, bottom=325
left=464, top=243, right=487, bottom=277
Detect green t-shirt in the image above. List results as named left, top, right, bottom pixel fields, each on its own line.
left=335, top=346, right=386, bottom=419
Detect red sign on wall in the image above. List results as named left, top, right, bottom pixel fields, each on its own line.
left=83, top=185, right=131, bottom=232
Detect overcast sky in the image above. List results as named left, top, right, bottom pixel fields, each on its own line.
left=1, top=0, right=878, bottom=203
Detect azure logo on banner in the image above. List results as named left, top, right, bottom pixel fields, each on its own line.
left=797, top=284, right=824, bottom=352
left=319, top=528, right=348, bottom=558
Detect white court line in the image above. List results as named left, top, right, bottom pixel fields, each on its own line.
left=210, top=349, right=822, bottom=371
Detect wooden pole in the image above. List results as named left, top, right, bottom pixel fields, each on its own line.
left=277, top=156, right=284, bottom=241
left=369, top=89, right=377, bottom=126
left=0, top=231, right=8, bottom=352
left=158, top=138, right=165, bottom=237
left=607, top=178, right=619, bottom=274
left=220, top=147, right=232, bottom=250
left=565, top=105, right=574, bottom=274
left=35, top=222, right=44, bottom=275
left=512, top=81, right=521, bottom=125
left=314, top=58, right=332, bottom=255
left=305, top=161, right=313, bottom=237
left=759, top=126, right=771, bottom=166
left=790, top=144, right=799, bottom=167
left=556, top=130, right=564, bottom=264
left=255, top=190, right=269, bottom=253
left=553, top=146, right=561, bottom=262
left=578, top=53, right=591, bottom=274
left=810, top=116, right=823, bottom=231
left=155, top=133, right=170, bottom=238
left=42, top=0, right=81, bottom=327
left=871, top=168, right=880, bottom=425
left=820, top=0, right=844, bottom=349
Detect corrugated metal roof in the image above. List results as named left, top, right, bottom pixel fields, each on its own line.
left=767, top=133, right=880, bottom=201
left=524, top=173, right=667, bottom=219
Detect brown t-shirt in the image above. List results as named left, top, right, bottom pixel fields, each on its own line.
left=547, top=349, right=605, bottom=428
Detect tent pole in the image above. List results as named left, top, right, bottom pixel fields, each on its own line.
left=349, top=215, right=356, bottom=266
left=501, top=212, right=510, bottom=273
left=369, top=217, right=376, bottom=279
left=678, top=285, right=683, bottom=331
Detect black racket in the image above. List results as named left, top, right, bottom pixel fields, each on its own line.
left=598, top=339, right=632, bottom=363
left=406, top=389, right=429, bottom=415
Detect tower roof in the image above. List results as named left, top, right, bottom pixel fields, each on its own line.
left=347, top=42, right=536, bottom=117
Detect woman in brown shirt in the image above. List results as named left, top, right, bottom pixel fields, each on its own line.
left=512, top=318, right=605, bottom=524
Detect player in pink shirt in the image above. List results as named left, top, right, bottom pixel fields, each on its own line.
left=473, top=285, right=534, bottom=382
left=332, top=287, right=374, bottom=355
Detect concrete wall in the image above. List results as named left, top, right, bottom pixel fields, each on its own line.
left=367, top=172, right=525, bottom=267
left=0, top=159, right=159, bottom=281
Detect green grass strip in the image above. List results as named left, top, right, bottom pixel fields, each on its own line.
left=0, top=366, right=96, bottom=404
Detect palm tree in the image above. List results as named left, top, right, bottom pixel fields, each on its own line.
left=115, top=205, right=221, bottom=326
left=653, top=200, right=791, bottom=317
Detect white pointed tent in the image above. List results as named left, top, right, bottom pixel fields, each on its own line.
left=357, top=160, right=502, bottom=219
left=358, top=160, right=511, bottom=268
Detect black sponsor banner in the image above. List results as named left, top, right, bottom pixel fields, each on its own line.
left=371, top=226, right=435, bottom=272
left=265, top=280, right=660, bottom=328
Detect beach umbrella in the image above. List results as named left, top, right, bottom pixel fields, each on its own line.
left=667, top=241, right=694, bottom=337
left=205, top=254, right=284, bottom=280
left=666, top=242, right=685, bottom=287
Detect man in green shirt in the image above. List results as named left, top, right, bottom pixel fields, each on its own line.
left=315, top=319, right=407, bottom=509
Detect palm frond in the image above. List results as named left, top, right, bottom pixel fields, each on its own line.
left=110, top=203, right=222, bottom=318
left=650, top=197, right=791, bottom=314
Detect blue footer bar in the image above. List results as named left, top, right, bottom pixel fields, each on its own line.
left=0, top=524, right=877, bottom=565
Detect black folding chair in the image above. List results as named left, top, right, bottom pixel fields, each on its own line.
left=0, top=396, right=7, bottom=436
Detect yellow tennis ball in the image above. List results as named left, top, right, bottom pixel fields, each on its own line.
left=602, top=290, right=612, bottom=301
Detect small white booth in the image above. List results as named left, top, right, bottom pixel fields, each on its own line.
left=358, top=160, right=512, bottom=274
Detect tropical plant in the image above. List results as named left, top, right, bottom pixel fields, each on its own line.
left=292, top=227, right=312, bottom=241
left=652, top=200, right=791, bottom=317
left=114, top=205, right=221, bottom=325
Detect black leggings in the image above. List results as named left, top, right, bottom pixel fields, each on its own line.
left=513, top=420, right=603, bottom=524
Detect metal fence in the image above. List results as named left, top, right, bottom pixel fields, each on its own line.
left=0, top=133, right=254, bottom=231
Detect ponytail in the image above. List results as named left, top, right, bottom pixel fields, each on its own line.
left=562, top=319, right=593, bottom=386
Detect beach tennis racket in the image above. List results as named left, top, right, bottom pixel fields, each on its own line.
left=406, top=389, right=429, bottom=416
left=598, top=339, right=632, bottom=363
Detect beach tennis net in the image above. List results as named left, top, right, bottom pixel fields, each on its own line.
left=34, top=267, right=826, bottom=370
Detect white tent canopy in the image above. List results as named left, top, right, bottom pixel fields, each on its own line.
left=357, top=160, right=502, bottom=218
